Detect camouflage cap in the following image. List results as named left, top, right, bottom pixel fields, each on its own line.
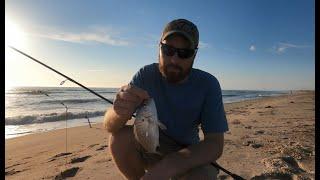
left=160, top=19, right=199, bottom=49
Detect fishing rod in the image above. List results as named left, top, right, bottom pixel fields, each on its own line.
left=10, top=46, right=136, bottom=118
left=210, top=162, right=245, bottom=180
left=10, top=46, right=244, bottom=180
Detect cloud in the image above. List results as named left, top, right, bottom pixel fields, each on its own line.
left=271, top=42, right=311, bottom=54
left=29, top=25, right=130, bottom=46
left=249, top=45, right=256, bottom=51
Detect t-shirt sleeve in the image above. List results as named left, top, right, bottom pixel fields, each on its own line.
left=200, top=76, right=229, bottom=134
left=129, top=67, right=145, bottom=89
left=129, top=64, right=156, bottom=91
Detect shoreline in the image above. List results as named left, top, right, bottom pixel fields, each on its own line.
left=5, top=91, right=315, bottom=179
left=5, top=116, right=105, bottom=140
left=5, top=91, right=290, bottom=140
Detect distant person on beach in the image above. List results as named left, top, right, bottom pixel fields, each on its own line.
left=104, top=19, right=228, bottom=180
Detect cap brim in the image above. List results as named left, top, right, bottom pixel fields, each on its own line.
left=162, top=30, right=195, bottom=48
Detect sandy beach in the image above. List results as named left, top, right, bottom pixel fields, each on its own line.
left=5, top=91, right=315, bottom=180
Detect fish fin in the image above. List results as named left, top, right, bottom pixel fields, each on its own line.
left=146, top=131, right=149, bottom=137
left=157, top=121, right=167, bottom=130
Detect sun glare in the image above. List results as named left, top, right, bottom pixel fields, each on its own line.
left=5, top=16, right=29, bottom=90
left=5, top=17, right=26, bottom=48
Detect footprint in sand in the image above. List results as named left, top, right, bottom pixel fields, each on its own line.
left=5, top=168, right=29, bottom=176
left=5, top=162, right=28, bottom=169
left=70, top=155, right=91, bottom=164
left=54, top=167, right=80, bottom=180
left=88, top=144, right=99, bottom=148
left=53, top=152, right=72, bottom=158
left=96, top=145, right=108, bottom=151
left=281, top=156, right=305, bottom=173
left=254, top=130, right=265, bottom=135
left=95, top=158, right=112, bottom=164
left=250, top=143, right=263, bottom=149
left=261, top=155, right=305, bottom=175
left=5, top=169, right=21, bottom=176
left=48, top=152, right=73, bottom=162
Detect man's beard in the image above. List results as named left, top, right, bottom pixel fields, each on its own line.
left=159, top=60, right=193, bottom=84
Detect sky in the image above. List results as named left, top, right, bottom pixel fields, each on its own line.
left=5, top=0, right=315, bottom=90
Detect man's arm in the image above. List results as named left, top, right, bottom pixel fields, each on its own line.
left=144, top=132, right=224, bottom=179
left=103, top=107, right=130, bottom=133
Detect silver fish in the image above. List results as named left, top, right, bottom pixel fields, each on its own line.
left=133, top=98, right=166, bottom=154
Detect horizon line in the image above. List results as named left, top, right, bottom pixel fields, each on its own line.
left=6, top=85, right=315, bottom=92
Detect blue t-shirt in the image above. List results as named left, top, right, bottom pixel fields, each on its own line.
left=130, top=63, right=228, bottom=145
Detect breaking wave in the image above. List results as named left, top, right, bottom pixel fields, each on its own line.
left=5, top=111, right=106, bottom=125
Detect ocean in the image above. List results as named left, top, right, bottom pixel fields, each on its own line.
left=5, top=86, right=288, bottom=139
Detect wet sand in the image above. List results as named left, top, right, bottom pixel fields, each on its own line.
left=5, top=91, right=315, bottom=179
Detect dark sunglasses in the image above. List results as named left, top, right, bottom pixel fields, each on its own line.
left=160, top=42, right=197, bottom=59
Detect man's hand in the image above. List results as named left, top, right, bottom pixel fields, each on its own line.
left=113, top=84, right=150, bottom=120
left=104, top=84, right=150, bottom=133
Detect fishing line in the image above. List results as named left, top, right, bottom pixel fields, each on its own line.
left=39, top=91, right=69, bottom=169
left=10, top=46, right=243, bottom=179
left=41, top=90, right=97, bottom=128
left=39, top=91, right=96, bottom=170
left=65, top=106, right=68, bottom=169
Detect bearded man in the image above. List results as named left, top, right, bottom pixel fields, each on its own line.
left=104, top=19, right=228, bottom=180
